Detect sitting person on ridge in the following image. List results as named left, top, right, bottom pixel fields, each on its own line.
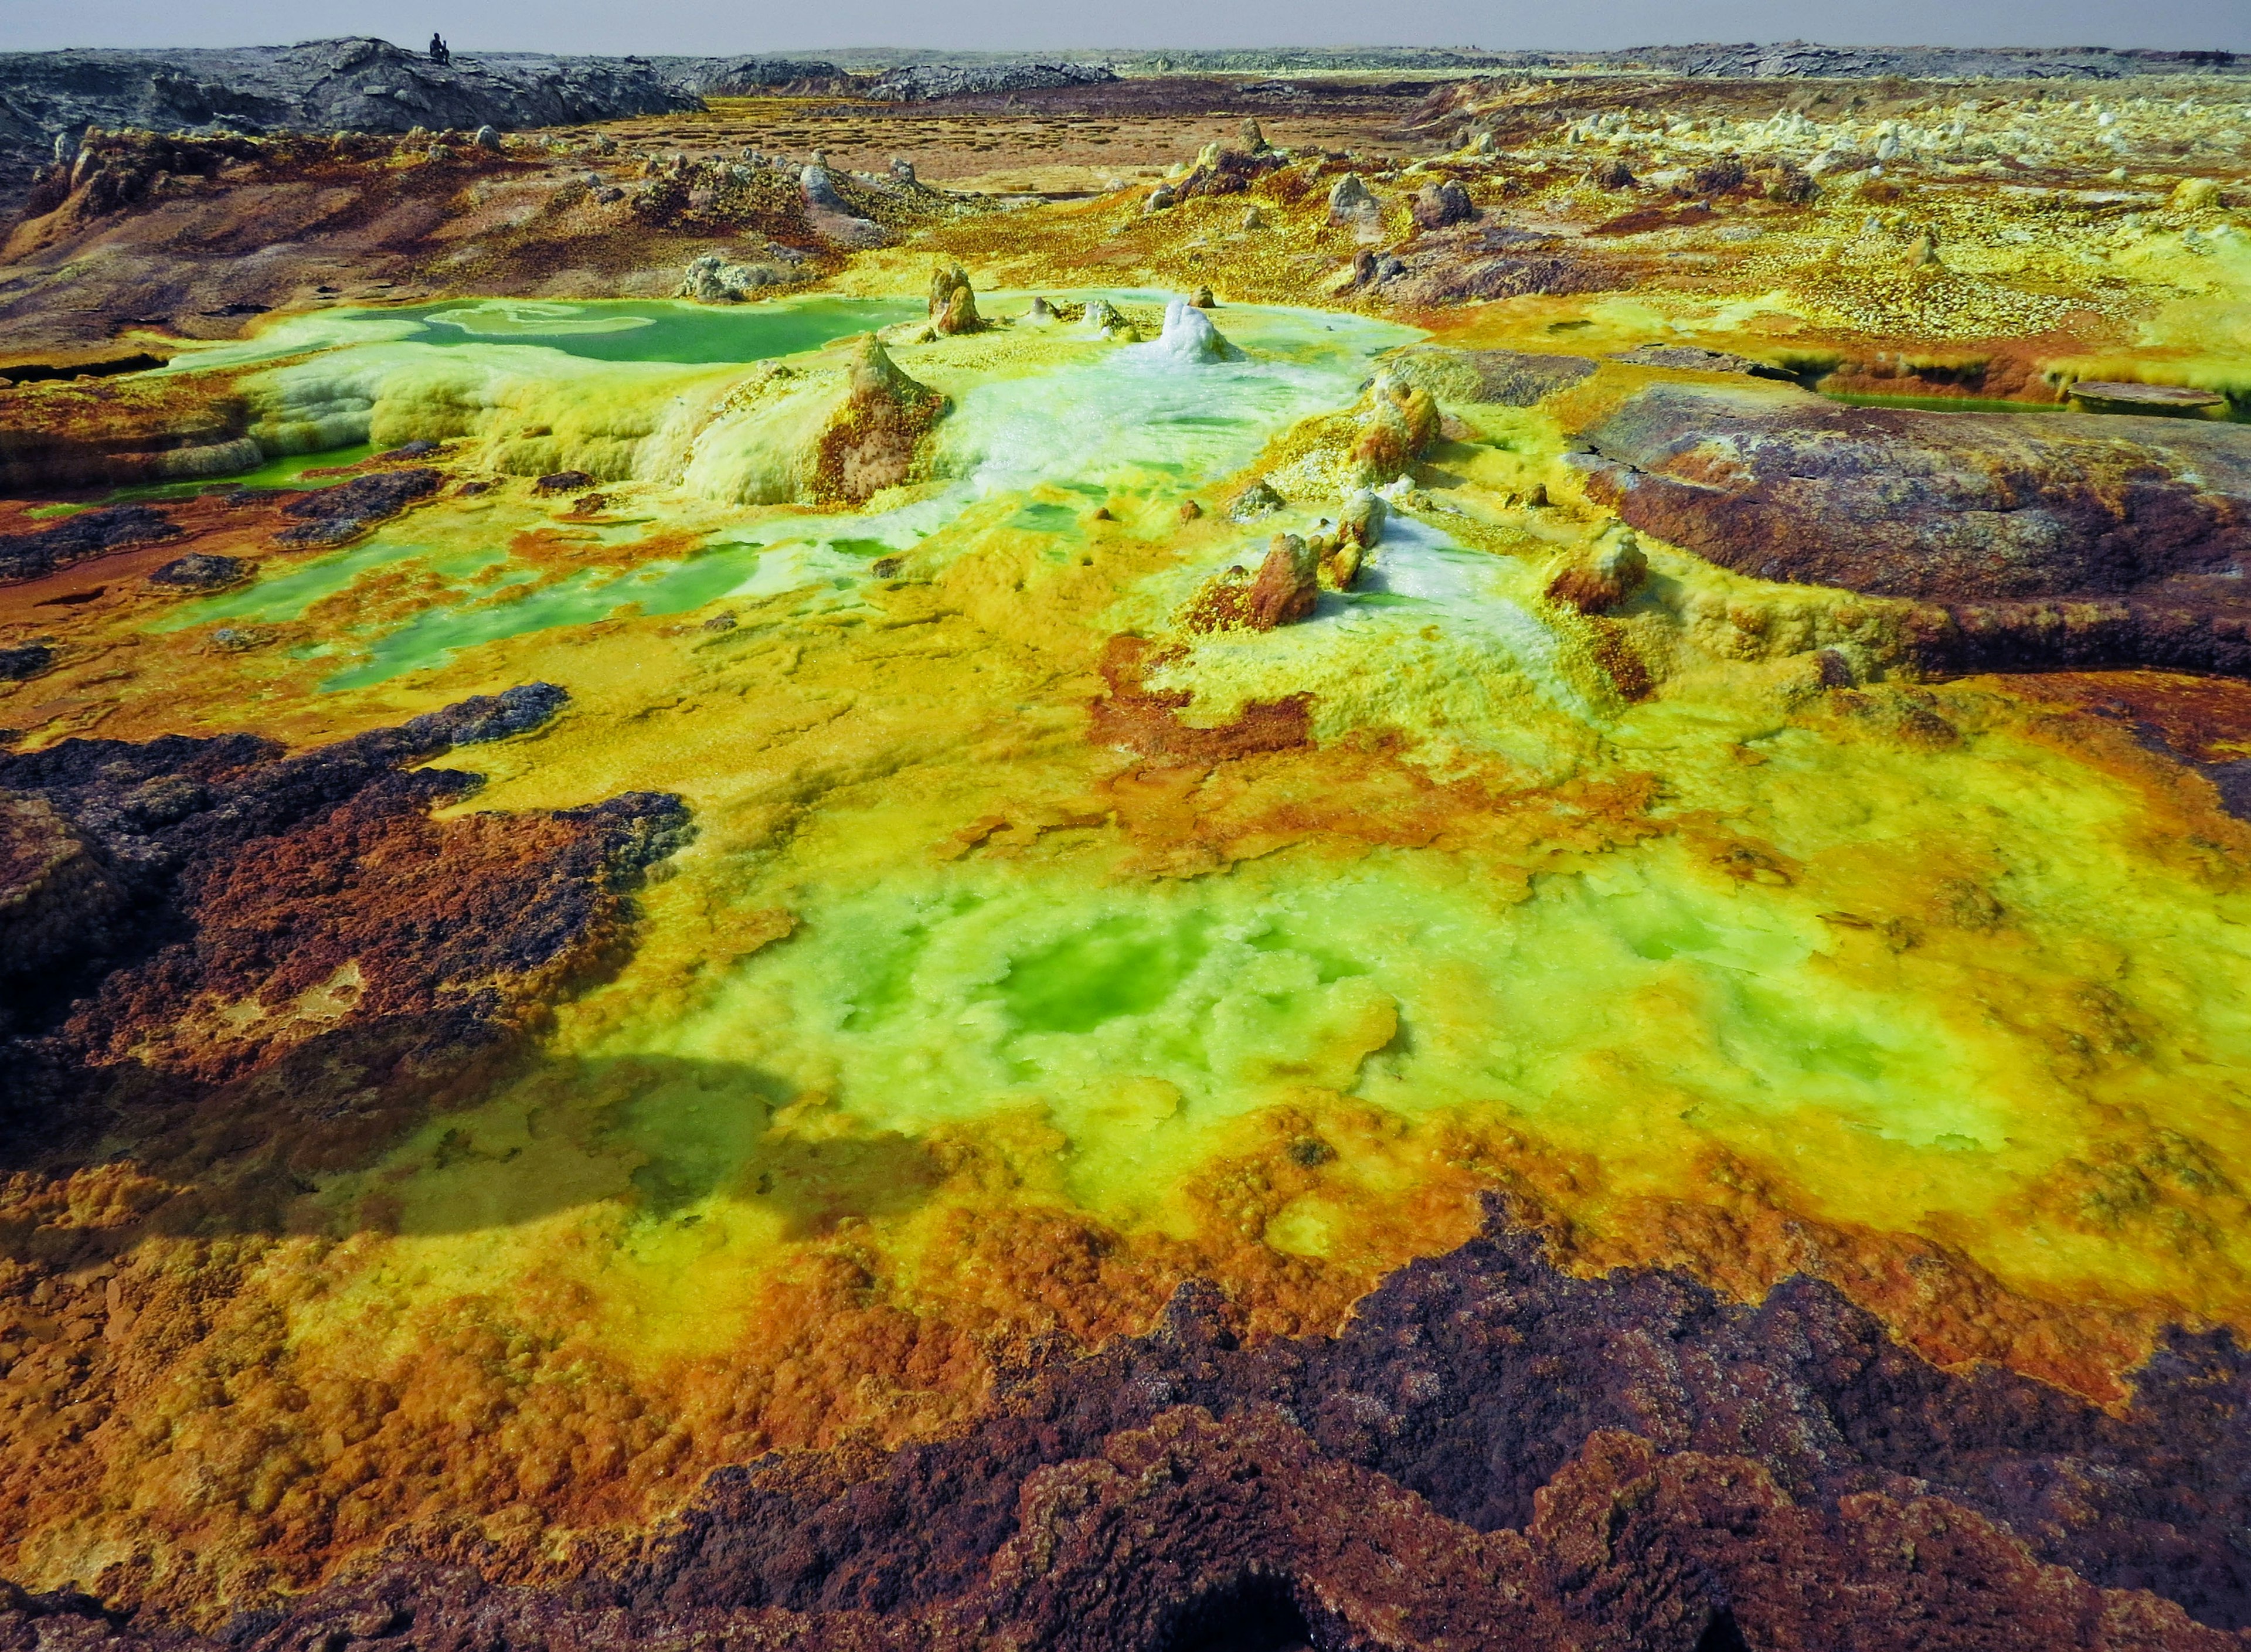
left=428, top=33, right=451, bottom=64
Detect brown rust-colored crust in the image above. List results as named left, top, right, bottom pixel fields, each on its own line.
left=1575, top=383, right=2251, bottom=678
left=1084, top=634, right=1312, bottom=764
left=0, top=691, right=688, bottom=1174
left=810, top=337, right=948, bottom=505
left=1981, top=669, right=2251, bottom=820
left=12, top=1202, right=2250, bottom=1651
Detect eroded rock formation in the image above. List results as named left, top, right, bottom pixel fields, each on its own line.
left=1574, top=382, right=2251, bottom=676
left=12, top=1204, right=2250, bottom=1650
left=1, top=686, right=689, bottom=1165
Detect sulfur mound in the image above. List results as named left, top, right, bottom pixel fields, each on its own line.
left=928, top=262, right=985, bottom=335
left=1349, top=371, right=1441, bottom=484
left=811, top=335, right=950, bottom=504
left=1545, top=531, right=1648, bottom=614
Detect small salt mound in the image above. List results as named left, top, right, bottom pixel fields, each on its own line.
left=1133, top=298, right=1246, bottom=365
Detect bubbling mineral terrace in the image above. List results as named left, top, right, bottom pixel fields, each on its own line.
left=4, top=43, right=2251, bottom=1652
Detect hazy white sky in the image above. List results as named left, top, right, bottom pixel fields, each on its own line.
left=4, top=0, right=2246, bottom=54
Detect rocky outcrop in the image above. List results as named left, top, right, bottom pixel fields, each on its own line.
left=0, top=374, right=260, bottom=492
left=0, top=685, right=688, bottom=1156
left=1573, top=382, right=2251, bottom=676
left=1380, top=346, right=1597, bottom=407
left=667, top=57, right=849, bottom=96
left=1170, top=141, right=1290, bottom=202
left=677, top=250, right=795, bottom=302
left=0, top=38, right=696, bottom=205
left=0, top=504, right=182, bottom=583
left=1546, top=531, right=1649, bottom=614
left=1410, top=178, right=1476, bottom=229
left=272, top=467, right=441, bottom=548
left=927, top=263, right=984, bottom=335
left=862, top=62, right=1118, bottom=102
left=0, top=644, right=53, bottom=680
left=146, top=552, right=249, bottom=591
left=1350, top=372, right=1441, bottom=484
left=1608, top=344, right=1794, bottom=379
left=1226, top=477, right=1285, bottom=522
left=1346, top=223, right=1623, bottom=308
left=800, top=165, right=886, bottom=247
left=1182, top=532, right=1321, bottom=633
left=20, top=1199, right=2251, bottom=1650
left=1326, top=172, right=1382, bottom=235
left=1082, top=298, right=1137, bottom=341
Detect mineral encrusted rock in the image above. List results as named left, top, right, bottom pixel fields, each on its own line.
left=927, top=263, right=984, bottom=335
left=678, top=251, right=792, bottom=301
left=273, top=467, right=440, bottom=546
left=1183, top=532, right=1321, bottom=632
left=1381, top=346, right=1599, bottom=407
left=1327, top=172, right=1381, bottom=233
left=1337, top=487, right=1386, bottom=550
left=1227, top=477, right=1286, bottom=521
left=1410, top=178, right=1477, bottom=229
left=1546, top=531, right=1649, bottom=614
left=20, top=1202, right=2251, bottom=1649
left=0, top=685, right=688, bottom=1152
left=147, top=552, right=249, bottom=591
left=1575, top=382, right=2251, bottom=675
left=0, top=503, right=182, bottom=582
left=1351, top=372, right=1442, bottom=484
left=1083, top=298, right=1137, bottom=340
left=812, top=335, right=950, bottom=504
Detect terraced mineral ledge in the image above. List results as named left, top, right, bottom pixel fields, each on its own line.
left=2, top=43, right=2251, bottom=1651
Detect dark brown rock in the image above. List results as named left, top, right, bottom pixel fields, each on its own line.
left=273, top=467, right=441, bottom=546
left=0, top=642, right=55, bottom=679
left=0, top=684, right=687, bottom=1167
left=33, top=1198, right=2251, bottom=1649
left=0, top=504, right=181, bottom=583
left=1410, top=178, right=1476, bottom=229
left=1576, top=383, right=2251, bottom=675
left=146, top=551, right=247, bottom=590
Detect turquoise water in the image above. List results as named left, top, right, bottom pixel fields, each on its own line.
left=338, top=297, right=923, bottom=365
left=157, top=296, right=927, bottom=375
left=147, top=297, right=1427, bottom=691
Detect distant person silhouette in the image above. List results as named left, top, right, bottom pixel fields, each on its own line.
left=429, top=33, right=451, bottom=65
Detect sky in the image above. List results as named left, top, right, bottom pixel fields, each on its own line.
left=4, top=0, right=2247, bottom=55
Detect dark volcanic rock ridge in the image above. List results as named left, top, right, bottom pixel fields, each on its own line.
left=5, top=1202, right=2247, bottom=1649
